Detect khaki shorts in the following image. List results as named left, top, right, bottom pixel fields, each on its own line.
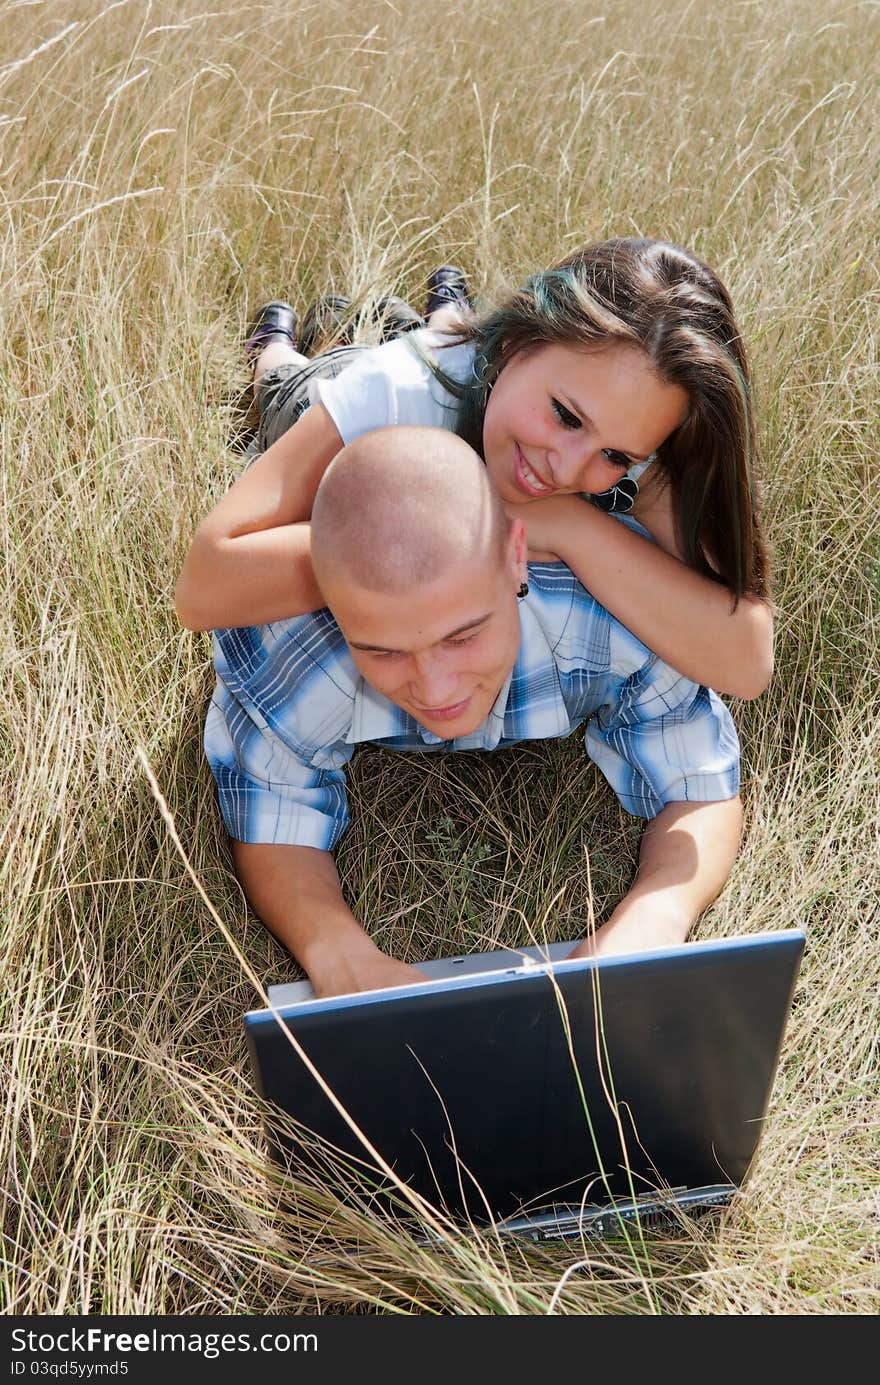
left=251, top=345, right=366, bottom=454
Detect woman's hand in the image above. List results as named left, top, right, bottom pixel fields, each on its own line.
left=502, top=493, right=586, bottom=562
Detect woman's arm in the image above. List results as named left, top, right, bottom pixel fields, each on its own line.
left=174, top=403, right=342, bottom=631
left=509, top=487, right=774, bottom=699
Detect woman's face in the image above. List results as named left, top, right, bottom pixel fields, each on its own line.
left=481, top=341, right=689, bottom=502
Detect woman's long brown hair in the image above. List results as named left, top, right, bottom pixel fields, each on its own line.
left=428, top=237, right=768, bottom=602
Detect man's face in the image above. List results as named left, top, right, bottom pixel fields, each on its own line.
left=325, top=538, right=525, bottom=739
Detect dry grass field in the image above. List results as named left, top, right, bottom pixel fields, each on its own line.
left=1, top=0, right=878, bottom=1314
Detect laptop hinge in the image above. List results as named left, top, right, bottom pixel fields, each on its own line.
left=493, top=1183, right=735, bottom=1241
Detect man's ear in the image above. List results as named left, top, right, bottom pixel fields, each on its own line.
left=505, top=517, right=528, bottom=586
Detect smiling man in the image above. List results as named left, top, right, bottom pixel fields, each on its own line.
left=205, top=426, right=742, bottom=998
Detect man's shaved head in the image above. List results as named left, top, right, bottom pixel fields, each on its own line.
left=311, top=427, right=509, bottom=595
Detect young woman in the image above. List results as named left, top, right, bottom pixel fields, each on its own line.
left=175, top=238, right=773, bottom=698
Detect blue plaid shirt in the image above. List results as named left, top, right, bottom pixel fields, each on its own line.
left=205, top=555, right=739, bottom=850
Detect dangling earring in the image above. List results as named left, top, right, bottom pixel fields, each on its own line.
left=471, top=352, right=489, bottom=386
left=472, top=351, right=495, bottom=398
left=517, top=581, right=529, bottom=599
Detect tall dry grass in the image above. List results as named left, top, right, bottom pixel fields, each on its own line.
left=1, top=0, right=878, bottom=1314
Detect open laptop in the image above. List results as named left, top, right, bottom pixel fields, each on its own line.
left=244, top=929, right=804, bottom=1241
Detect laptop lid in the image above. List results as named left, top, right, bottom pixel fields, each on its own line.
left=244, top=930, right=804, bottom=1231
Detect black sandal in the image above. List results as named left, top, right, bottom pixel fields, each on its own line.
left=244, top=300, right=299, bottom=365
left=424, top=265, right=472, bottom=318
left=373, top=295, right=424, bottom=342
left=297, top=295, right=357, bottom=357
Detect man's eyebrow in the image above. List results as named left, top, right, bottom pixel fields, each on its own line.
left=349, top=612, right=493, bottom=654
left=562, top=396, right=651, bottom=463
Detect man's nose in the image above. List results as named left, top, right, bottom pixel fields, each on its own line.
left=410, top=651, right=460, bottom=706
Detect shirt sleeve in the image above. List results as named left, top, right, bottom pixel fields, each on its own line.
left=312, top=345, right=394, bottom=443
left=312, top=333, right=462, bottom=443
left=204, top=683, right=352, bottom=849
left=584, top=633, right=741, bottom=818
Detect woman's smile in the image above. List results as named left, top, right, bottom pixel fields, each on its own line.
left=514, top=444, right=554, bottom=497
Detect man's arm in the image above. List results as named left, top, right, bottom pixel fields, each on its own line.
left=569, top=796, right=743, bottom=959
left=231, top=840, right=426, bottom=998
left=207, top=640, right=424, bottom=997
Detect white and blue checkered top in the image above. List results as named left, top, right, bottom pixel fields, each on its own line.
left=204, top=540, right=740, bottom=850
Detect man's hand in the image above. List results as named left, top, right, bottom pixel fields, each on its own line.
left=502, top=493, right=586, bottom=562
left=231, top=840, right=429, bottom=999
left=568, top=797, right=743, bottom=960
left=308, top=938, right=429, bottom=999
left=568, top=903, right=692, bottom=960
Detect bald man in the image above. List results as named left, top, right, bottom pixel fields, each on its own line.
left=205, top=427, right=742, bottom=998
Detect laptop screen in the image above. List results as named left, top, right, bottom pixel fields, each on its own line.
left=244, top=932, right=804, bottom=1228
